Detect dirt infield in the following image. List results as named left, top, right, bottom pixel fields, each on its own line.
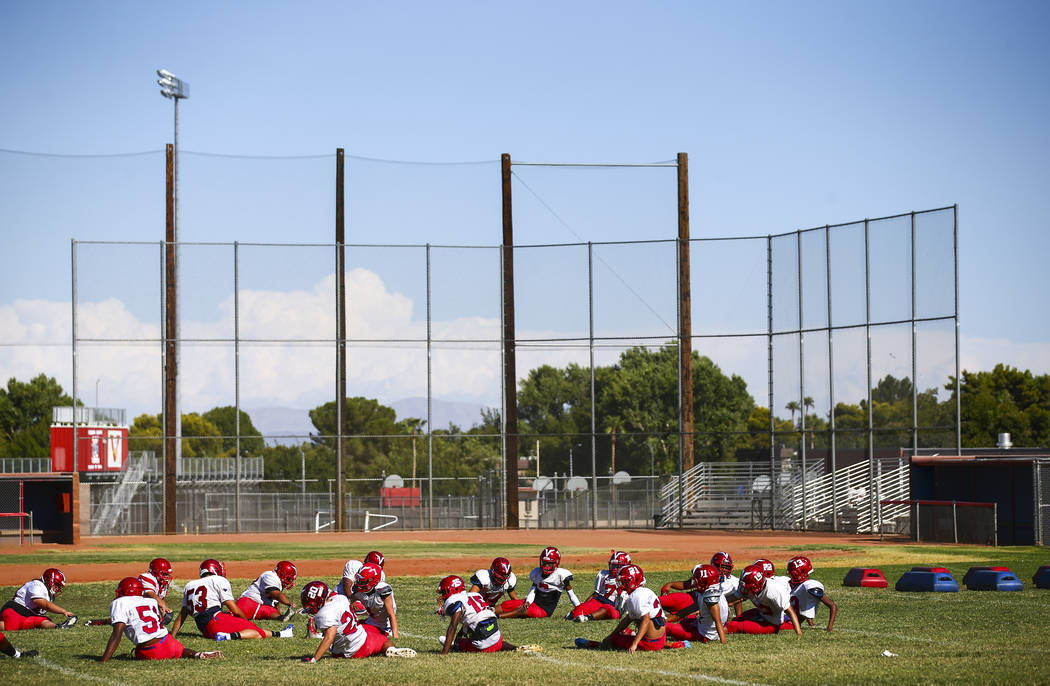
left=0, top=528, right=884, bottom=583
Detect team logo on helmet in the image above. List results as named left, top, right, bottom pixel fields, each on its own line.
left=42, top=568, right=66, bottom=595
left=300, top=580, right=330, bottom=614
left=353, top=563, right=383, bottom=594
left=691, top=564, right=721, bottom=592
left=364, top=550, right=385, bottom=568
left=148, top=558, right=173, bottom=587
left=490, top=557, right=512, bottom=586
left=438, top=575, right=465, bottom=600
left=275, top=560, right=298, bottom=589
left=753, top=558, right=775, bottom=578
left=787, top=555, right=812, bottom=584
left=199, top=559, right=226, bottom=578
left=609, top=550, right=632, bottom=574
left=116, top=576, right=144, bottom=598
left=617, top=564, right=646, bottom=594
left=710, top=551, right=734, bottom=576
left=740, top=566, right=766, bottom=596
left=539, top=546, right=561, bottom=575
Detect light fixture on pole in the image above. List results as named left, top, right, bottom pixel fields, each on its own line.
left=157, top=69, right=189, bottom=473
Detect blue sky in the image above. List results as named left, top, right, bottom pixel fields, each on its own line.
left=1, top=0, right=1048, bottom=420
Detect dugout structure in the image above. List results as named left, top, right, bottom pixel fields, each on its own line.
left=0, top=473, right=80, bottom=544
left=910, top=453, right=1050, bottom=546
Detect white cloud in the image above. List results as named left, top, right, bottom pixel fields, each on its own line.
left=2, top=272, right=1049, bottom=422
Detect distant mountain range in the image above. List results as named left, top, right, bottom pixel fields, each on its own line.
left=246, top=398, right=492, bottom=446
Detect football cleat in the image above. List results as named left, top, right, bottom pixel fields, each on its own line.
left=516, top=644, right=544, bottom=653
left=278, top=623, right=294, bottom=638
left=384, top=646, right=416, bottom=658
left=57, top=615, right=78, bottom=629
left=196, top=650, right=223, bottom=659
left=16, top=649, right=40, bottom=658
left=574, top=638, right=598, bottom=649
left=573, top=614, right=589, bottom=623
left=215, top=632, right=231, bottom=641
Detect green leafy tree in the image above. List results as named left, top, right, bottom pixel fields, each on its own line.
left=127, top=412, right=224, bottom=457
left=309, top=397, right=405, bottom=479
left=0, top=374, right=73, bottom=458
left=202, top=406, right=265, bottom=456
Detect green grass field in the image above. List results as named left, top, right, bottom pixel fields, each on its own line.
left=2, top=542, right=1049, bottom=685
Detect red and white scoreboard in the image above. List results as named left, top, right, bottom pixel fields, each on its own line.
left=50, top=422, right=128, bottom=473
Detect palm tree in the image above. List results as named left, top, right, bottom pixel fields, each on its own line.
left=785, top=400, right=800, bottom=425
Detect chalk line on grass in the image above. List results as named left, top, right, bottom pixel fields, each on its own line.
left=529, top=652, right=769, bottom=686
left=34, top=657, right=135, bottom=686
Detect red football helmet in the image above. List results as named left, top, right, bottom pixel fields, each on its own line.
left=787, top=556, right=813, bottom=584
left=353, top=563, right=383, bottom=594
left=753, top=558, right=775, bottom=578
left=148, top=558, right=173, bottom=587
left=300, top=580, right=330, bottom=614
left=617, top=564, right=646, bottom=594
left=691, top=564, right=721, bottom=592
left=490, top=557, right=512, bottom=586
left=740, top=566, right=766, bottom=596
left=539, top=546, right=561, bottom=575
left=609, top=550, right=632, bottom=574
left=42, top=568, right=66, bottom=595
left=364, top=551, right=385, bottom=569
left=438, top=575, right=465, bottom=600
left=199, top=559, right=226, bottom=578
left=710, top=551, right=734, bottom=576
left=274, top=561, right=297, bottom=589
left=116, top=576, right=144, bottom=598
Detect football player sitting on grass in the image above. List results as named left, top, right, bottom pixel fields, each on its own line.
left=565, top=550, right=630, bottom=623
left=787, top=555, right=838, bottom=632
left=0, top=568, right=76, bottom=630
left=299, top=580, right=416, bottom=661
left=349, top=563, right=400, bottom=638
left=236, top=561, right=298, bottom=620
left=470, top=557, right=520, bottom=613
left=665, top=564, right=728, bottom=645
left=101, top=577, right=222, bottom=662
left=500, top=546, right=580, bottom=619
left=725, top=564, right=802, bottom=636
left=339, top=550, right=387, bottom=597
left=437, top=575, right=541, bottom=654
left=575, top=564, right=689, bottom=653
left=170, top=559, right=294, bottom=641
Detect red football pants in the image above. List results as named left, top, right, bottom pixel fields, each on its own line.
left=499, top=599, right=549, bottom=618
left=568, top=598, right=620, bottom=620
left=235, top=598, right=281, bottom=620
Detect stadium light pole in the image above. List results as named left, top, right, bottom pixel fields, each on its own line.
left=157, top=69, right=188, bottom=478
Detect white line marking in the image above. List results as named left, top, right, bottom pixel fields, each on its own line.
left=33, top=657, right=136, bottom=686
left=529, top=652, right=769, bottom=686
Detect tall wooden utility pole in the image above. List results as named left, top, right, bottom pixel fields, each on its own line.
left=678, top=152, right=694, bottom=474
left=501, top=153, right=519, bottom=529
left=164, top=144, right=177, bottom=533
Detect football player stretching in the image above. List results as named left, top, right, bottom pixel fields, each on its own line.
left=437, top=575, right=540, bottom=654
left=500, top=546, right=580, bottom=619
left=575, top=564, right=687, bottom=652
left=787, top=555, right=837, bottom=632
left=339, top=550, right=387, bottom=596
left=236, top=561, right=298, bottom=620
left=566, top=550, right=631, bottom=623
left=170, top=559, right=294, bottom=641
left=299, top=580, right=415, bottom=661
left=349, top=563, right=400, bottom=638
left=469, top=557, right=520, bottom=613
left=665, top=564, right=728, bottom=644
left=725, top=564, right=802, bottom=635
left=0, top=568, right=76, bottom=630
left=101, top=577, right=222, bottom=662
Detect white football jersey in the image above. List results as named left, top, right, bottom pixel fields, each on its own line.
left=469, top=569, right=517, bottom=606
left=623, top=587, right=665, bottom=623
left=351, top=581, right=396, bottom=634
left=526, top=567, right=574, bottom=615
left=110, top=595, right=168, bottom=645
left=181, top=576, right=234, bottom=616
left=138, top=572, right=168, bottom=600
left=442, top=590, right=501, bottom=650
left=12, top=579, right=50, bottom=615
left=240, top=570, right=282, bottom=606
left=719, top=574, right=741, bottom=600
left=790, top=578, right=826, bottom=620
left=750, top=577, right=792, bottom=625
left=314, top=594, right=366, bottom=657
left=690, top=586, right=728, bottom=641
left=592, top=569, right=620, bottom=602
